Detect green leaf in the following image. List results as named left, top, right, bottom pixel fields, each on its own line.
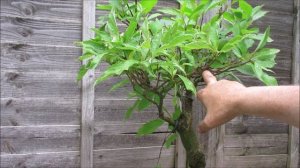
left=137, top=98, right=151, bottom=111
left=149, top=20, right=163, bottom=34
left=164, top=134, right=177, bottom=148
left=96, top=4, right=112, bottom=11
left=178, top=75, right=196, bottom=95
left=125, top=99, right=139, bottom=119
left=107, top=11, right=119, bottom=40
left=87, top=53, right=105, bottom=69
left=137, top=119, right=164, bottom=136
left=172, top=60, right=186, bottom=75
left=81, top=40, right=105, bottom=55
left=172, top=105, right=181, bottom=121
left=248, top=33, right=273, bottom=42
left=140, top=0, right=158, bottom=14
left=95, top=60, right=138, bottom=86
left=159, top=8, right=181, bottom=16
left=260, top=73, right=278, bottom=86
left=109, top=79, right=130, bottom=92
left=77, top=65, right=88, bottom=81
left=188, top=4, right=206, bottom=21
left=253, top=63, right=278, bottom=85
left=223, top=12, right=235, bottom=24
left=254, top=48, right=279, bottom=68
left=236, top=63, right=255, bottom=76
left=124, top=20, right=138, bottom=42
left=148, top=13, right=162, bottom=20
left=255, top=27, right=270, bottom=51
left=183, top=41, right=212, bottom=50
left=252, top=6, right=268, bottom=21
left=79, top=52, right=93, bottom=61
left=255, top=48, right=280, bottom=59
left=239, top=0, right=252, bottom=17
left=208, top=23, right=219, bottom=50
left=77, top=53, right=105, bottom=81
left=220, top=35, right=244, bottom=52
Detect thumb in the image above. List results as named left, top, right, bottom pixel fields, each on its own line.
left=202, top=70, right=217, bottom=85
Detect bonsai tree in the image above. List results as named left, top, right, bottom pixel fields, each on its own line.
left=77, top=0, right=279, bottom=167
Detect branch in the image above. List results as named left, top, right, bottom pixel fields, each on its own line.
left=212, top=59, right=252, bottom=76
left=126, top=4, right=134, bottom=17
left=157, top=97, right=174, bottom=126
left=156, top=132, right=172, bottom=167
left=156, top=72, right=161, bottom=88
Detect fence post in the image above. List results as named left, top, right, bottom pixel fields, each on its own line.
left=81, top=0, right=95, bottom=167
left=288, top=0, right=299, bottom=167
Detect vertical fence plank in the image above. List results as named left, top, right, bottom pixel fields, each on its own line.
left=288, top=0, right=299, bottom=167
left=205, top=2, right=232, bottom=167
left=175, top=135, right=187, bottom=168
left=81, top=0, right=95, bottom=167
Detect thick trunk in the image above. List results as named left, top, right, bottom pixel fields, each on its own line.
left=177, top=91, right=206, bottom=168
left=178, top=128, right=206, bottom=168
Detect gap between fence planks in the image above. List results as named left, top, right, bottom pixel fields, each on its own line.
left=81, top=0, right=95, bottom=168
left=288, top=0, right=299, bottom=167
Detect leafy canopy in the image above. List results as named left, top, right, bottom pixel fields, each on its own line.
left=77, top=0, right=279, bottom=139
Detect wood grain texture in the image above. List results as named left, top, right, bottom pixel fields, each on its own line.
left=0, top=98, right=80, bottom=126
left=81, top=0, right=96, bottom=167
left=226, top=116, right=289, bottom=134
left=1, top=124, right=169, bottom=155
left=224, top=134, right=288, bottom=148
left=1, top=71, right=80, bottom=98
left=0, top=0, right=82, bottom=23
left=0, top=16, right=81, bottom=46
left=1, top=146, right=175, bottom=168
left=288, top=0, right=300, bottom=167
left=223, top=154, right=288, bottom=168
left=0, top=43, right=81, bottom=73
left=224, top=134, right=288, bottom=156
left=175, top=135, right=186, bottom=168
left=1, top=125, right=80, bottom=154
left=1, top=70, right=149, bottom=99
left=0, top=98, right=172, bottom=126
left=248, top=0, right=294, bottom=14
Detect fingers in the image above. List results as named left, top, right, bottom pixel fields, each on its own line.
left=198, top=116, right=214, bottom=133
left=197, top=89, right=204, bottom=101
left=198, top=121, right=210, bottom=133
left=198, top=112, right=222, bottom=133
left=202, top=70, right=217, bottom=85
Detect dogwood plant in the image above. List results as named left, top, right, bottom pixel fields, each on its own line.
left=77, top=0, right=278, bottom=167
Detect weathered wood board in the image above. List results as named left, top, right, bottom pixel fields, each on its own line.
left=0, top=0, right=297, bottom=167
left=1, top=124, right=169, bottom=155
left=1, top=146, right=175, bottom=168
left=223, top=154, right=288, bottom=168
left=0, top=0, right=82, bottom=23
left=0, top=43, right=81, bottom=73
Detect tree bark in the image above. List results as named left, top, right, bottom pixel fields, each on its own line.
left=177, top=91, right=206, bottom=168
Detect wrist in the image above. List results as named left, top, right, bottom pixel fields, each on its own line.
left=233, top=86, right=249, bottom=116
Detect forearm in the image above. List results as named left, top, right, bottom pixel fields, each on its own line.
left=238, top=86, right=300, bottom=127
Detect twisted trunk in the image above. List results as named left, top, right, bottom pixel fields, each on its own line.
left=177, top=91, right=206, bottom=168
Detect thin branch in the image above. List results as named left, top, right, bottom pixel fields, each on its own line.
left=163, top=107, right=172, bottom=118
left=156, top=132, right=172, bottom=167
left=126, top=4, right=134, bottom=17
left=157, top=97, right=174, bottom=126
left=135, top=0, right=138, bottom=13
left=213, top=59, right=252, bottom=76
left=156, top=72, right=161, bottom=88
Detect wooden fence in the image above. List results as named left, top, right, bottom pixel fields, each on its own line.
left=0, top=0, right=299, bottom=168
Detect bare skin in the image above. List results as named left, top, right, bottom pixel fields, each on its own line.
left=197, top=70, right=300, bottom=133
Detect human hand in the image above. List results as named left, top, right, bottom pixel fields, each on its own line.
left=197, top=71, right=246, bottom=133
